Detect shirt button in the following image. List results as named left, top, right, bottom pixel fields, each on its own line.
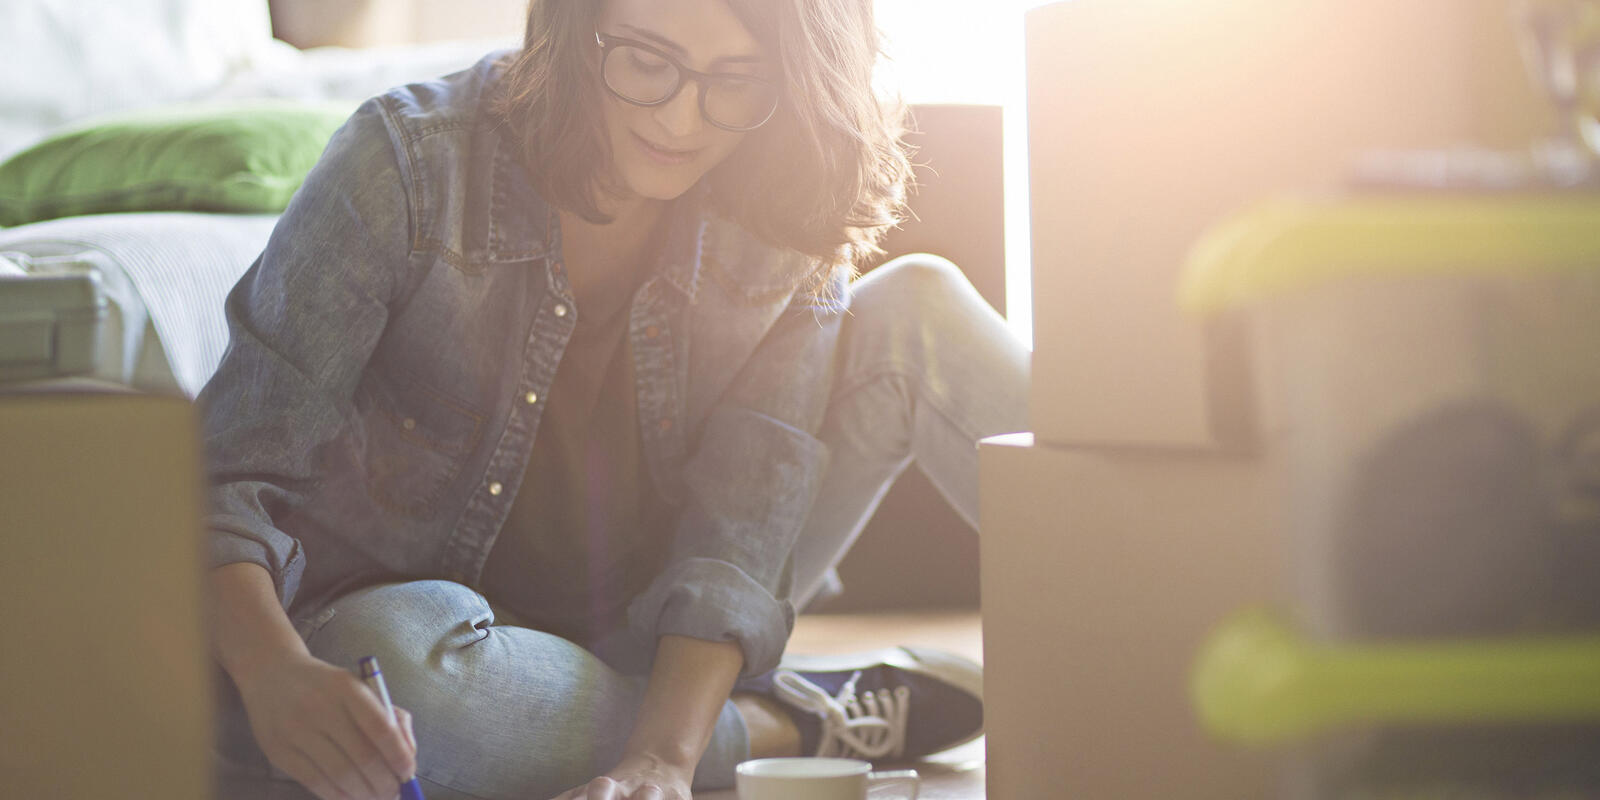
left=553, top=303, right=569, bottom=318
left=658, top=418, right=673, bottom=432
left=488, top=481, right=504, bottom=496
left=524, top=391, right=539, bottom=405
left=645, top=325, right=660, bottom=339
left=401, top=417, right=417, bottom=431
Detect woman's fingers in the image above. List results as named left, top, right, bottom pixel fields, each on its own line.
left=300, top=728, right=380, bottom=800
left=549, top=785, right=586, bottom=800
left=548, top=776, right=684, bottom=800
left=341, top=682, right=418, bottom=779
left=553, top=776, right=621, bottom=800
left=238, top=655, right=419, bottom=800
left=631, top=785, right=667, bottom=800
left=330, top=704, right=402, bottom=798
left=393, top=706, right=418, bottom=755
left=584, top=776, right=622, bottom=800
left=277, top=745, right=350, bottom=800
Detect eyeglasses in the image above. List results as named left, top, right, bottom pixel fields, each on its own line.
left=595, top=32, right=779, bottom=132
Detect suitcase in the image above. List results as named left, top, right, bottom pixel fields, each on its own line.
left=0, top=262, right=108, bottom=383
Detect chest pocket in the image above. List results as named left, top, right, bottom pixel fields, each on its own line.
left=360, top=369, right=485, bottom=520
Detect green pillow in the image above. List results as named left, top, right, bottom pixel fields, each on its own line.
left=0, top=101, right=355, bottom=227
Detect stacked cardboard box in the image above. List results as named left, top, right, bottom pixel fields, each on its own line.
left=980, top=436, right=1283, bottom=797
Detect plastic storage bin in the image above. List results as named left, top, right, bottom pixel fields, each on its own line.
left=1183, top=194, right=1600, bottom=797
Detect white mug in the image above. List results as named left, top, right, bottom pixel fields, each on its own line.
left=736, top=758, right=920, bottom=800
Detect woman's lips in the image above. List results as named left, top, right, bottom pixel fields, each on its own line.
left=632, top=131, right=700, bottom=166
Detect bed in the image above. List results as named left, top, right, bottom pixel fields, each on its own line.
left=0, top=0, right=513, bottom=395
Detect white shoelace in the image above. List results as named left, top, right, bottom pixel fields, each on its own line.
left=771, top=669, right=912, bottom=760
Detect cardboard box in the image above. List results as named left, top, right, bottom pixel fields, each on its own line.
left=0, top=391, right=212, bottom=799
left=979, top=433, right=1285, bottom=798
left=1024, top=0, right=1552, bottom=449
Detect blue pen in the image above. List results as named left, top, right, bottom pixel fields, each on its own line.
left=358, top=656, right=427, bottom=800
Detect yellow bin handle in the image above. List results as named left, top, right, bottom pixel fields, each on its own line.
left=1191, top=608, right=1600, bottom=746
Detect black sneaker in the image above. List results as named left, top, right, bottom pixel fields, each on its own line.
left=765, top=647, right=983, bottom=761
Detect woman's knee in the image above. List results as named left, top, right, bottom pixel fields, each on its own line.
left=860, top=252, right=968, bottom=300
left=852, top=254, right=981, bottom=326
left=847, top=253, right=985, bottom=354
left=304, top=580, right=489, bottom=680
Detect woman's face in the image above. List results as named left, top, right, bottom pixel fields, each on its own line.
left=595, top=0, right=770, bottom=204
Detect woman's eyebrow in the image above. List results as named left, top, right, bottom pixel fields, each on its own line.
left=617, top=23, right=765, bottom=67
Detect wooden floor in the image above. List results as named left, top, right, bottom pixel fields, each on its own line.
left=695, top=610, right=986, bottom=799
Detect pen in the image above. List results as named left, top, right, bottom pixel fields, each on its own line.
left=358, top=655, right=427, bottom=800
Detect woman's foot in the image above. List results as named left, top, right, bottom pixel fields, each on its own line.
left=743, top=647, right=984, bottom=761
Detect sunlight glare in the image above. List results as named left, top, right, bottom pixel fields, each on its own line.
left=875, top=0, right=1056, bottom=350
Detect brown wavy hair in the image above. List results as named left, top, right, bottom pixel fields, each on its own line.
left=492, top=0, right=913, bottom=287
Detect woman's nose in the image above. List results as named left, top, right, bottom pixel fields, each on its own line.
left=653, top=79, right=705, bottom=139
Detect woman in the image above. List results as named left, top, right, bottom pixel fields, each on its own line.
left=203, top=0, right=1028, bottom=797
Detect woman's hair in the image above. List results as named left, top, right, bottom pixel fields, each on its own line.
left=492, top=0, right=913, bottom=287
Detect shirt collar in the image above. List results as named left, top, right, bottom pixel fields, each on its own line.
left=649, top=185, right=708, bottom=303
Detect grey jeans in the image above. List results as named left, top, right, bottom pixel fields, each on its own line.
left=213, top=254, right=1030, bottom=798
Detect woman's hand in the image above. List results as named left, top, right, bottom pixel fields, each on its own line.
left=236, top=652, right=419, bottom=800
left=548, top=752, right=694, bottom=800
left=546, top=634, right=742, bottom=799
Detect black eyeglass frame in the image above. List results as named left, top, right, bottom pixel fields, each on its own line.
left=594, top=31, right=780, bottom=132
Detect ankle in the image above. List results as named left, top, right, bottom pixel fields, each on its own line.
left=733, top=692, right=804, bottom=758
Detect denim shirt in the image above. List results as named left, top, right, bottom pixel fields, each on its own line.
left=198, top=53, right=847, bottom=676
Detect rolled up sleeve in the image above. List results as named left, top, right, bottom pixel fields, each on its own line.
left=206, top=507, right=307, bottom=604
left=630, top=281, right=847, bottom=675
left=197, top=97, right=416, bottom=610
